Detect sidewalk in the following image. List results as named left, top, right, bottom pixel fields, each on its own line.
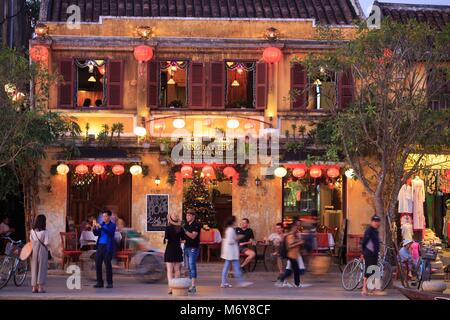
left=0, top=263, right=406, bottom=300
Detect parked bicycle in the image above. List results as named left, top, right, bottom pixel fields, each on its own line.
left=0, top=236, right=28, bottom=289
left=341, top=245, right=393, bottom=291
left=414, top=246, right=437, bottom=290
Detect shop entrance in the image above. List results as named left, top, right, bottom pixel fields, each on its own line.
left=67, top=172, right=132, bottom=232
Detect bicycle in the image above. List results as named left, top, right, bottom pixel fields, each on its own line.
left=341, top=245, right=393, bottom=291
left=0, top=236, right=28, bottom=289
left=414, top=246, right=436, bottom=290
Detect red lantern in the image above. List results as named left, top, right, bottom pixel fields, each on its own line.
left=223, top=166, right=237, bottom=178
left=445, top=170, right=450, bottom=180
left=112, top=164, right=125, bottom=176
left=262, top=47, right=282, bottom=64
left=133, top=45, right=153, bottom=62
left=92, top=164, right=105, bottom=175
left=202, top=166, right=215, bottom=178
left=326, top=167, right=340, bottom=179
left=29, top=45, right=49, bottom=63
left=292, top=168, right=306, bottom=178
left=98, top=65, right=106, bottom=75
left=180, top=165, right=193, bottom=178
left=75, top=164, right=89, bottom=175
left=309, top=166, right=322, bottom=179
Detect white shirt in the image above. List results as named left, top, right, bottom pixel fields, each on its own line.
left=268, top=233, right=282, bottom=246
left=221, top=227, right=239, bottom=261
left=398, top=184, right=413, bottom=213
left=30, top=229, right=49, bottom=246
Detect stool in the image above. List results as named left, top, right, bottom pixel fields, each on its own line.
left=169, top=278, right=191, bottom=296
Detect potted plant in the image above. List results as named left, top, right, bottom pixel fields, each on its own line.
left=156, top=137, right=171, bottom=154
left=168, top=100, right=183, bottom=108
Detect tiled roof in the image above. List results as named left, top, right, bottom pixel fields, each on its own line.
left=375, top=1, right=450, bottom=30
left=43, top=0, right=363, bottom=25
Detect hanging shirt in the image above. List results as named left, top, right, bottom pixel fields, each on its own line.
left=397, top=184, right=413, bottom=213
left=401, top=223, right=413, bottom=241
left=412, top=178, right=426, bottom=230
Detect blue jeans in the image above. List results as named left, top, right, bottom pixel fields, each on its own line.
left=221, top=260, right=244, bottom=285
left=184, top=247, right=199, bottom=279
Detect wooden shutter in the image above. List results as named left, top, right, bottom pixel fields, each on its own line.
left=209, top=62, right=225, bottom=109
left=148, top=61, right=159, bottom=108
left=107, top=60, right=123, bottom=108
left=291, top=63, right=308, bottom=109
left=256, top=62, right=268, bottom=109
left=189, top=62, right=205, bottom=108
left=338, top=70, right=354, bottom=108
left=58, top=59, right=74, bottom=108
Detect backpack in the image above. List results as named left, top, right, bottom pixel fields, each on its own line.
left=278, top=235, right=288, bottom=259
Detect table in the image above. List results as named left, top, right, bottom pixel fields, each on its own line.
left=200, top=229, right=222, bottom=262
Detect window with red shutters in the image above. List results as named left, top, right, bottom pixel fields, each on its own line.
left=189, top=62, right=205, bottom=108
left=291, top=63, right=308, bottom=109
left=209, top=62, right=225, bottom=109
left=338, top=70, right=355, bottom=108
left=256, top=62, right=268, bottom=109
left=58, top=59, right=74, bottom=108
left=107, top=60, right=123, bottom=108
left=148, top=61, right=159, bottom=108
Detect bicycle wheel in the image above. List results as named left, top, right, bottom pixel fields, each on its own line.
left=0, top=256, right=14, bottom=289
left=380, top=261, right=392, bottom=290
left=341, top=259, right=363, bottom=291
left=14, top=259, right=28, bottom=287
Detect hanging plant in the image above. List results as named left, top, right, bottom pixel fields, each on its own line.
left=167, top=164, right=182, bottom=185
left=235, top=164, right=249, bottom=186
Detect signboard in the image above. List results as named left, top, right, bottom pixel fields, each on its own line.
left=146, top=194, right=169, bottom=231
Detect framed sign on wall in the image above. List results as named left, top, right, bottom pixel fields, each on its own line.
left=146, top=194, right=169, bottom=231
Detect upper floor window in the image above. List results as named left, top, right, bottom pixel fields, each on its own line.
left=76, top=59, right=106, bottom=108
left=225, top=61, right=255, bottom=109
left=308, top=70, right=336, bottom=111
left=159, top=61, right=188, bottom=108
left=58, top=58, right=123, bottom=109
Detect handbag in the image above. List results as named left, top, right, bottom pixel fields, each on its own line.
left=33, top=229, right=52, bottom=260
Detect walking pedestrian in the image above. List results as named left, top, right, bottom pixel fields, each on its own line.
left=280, top=223, right=304, bottom=288
left=361, top=214, right=385, bottom=296
left=30, top=214, right=49, bottom=293
left=183, top=209, right=201, bottom=294
left=164, top=214, right=184, bottom=295
left=220, top=216, right=253, bottom=288
left=93, top=210, right=116, bottom=289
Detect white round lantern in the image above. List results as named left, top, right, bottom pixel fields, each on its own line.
left=227, top=119, right=240, bottom=129
left=274, top=167, right=287, bottom=178
left=345, top=168, right=355, bottom=179
left=56, top=163, right=70, bottom=176
left=134, top=126, right=147, bottom=137
left=129, top=164, right=143, bottom=176
left=173, top=118, right=186, bottom=129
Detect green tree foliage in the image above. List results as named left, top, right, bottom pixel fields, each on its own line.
left=305, top=20, right=450, bottom=222
left=0, top=48, right=80, bottom=230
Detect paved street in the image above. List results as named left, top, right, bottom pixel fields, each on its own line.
left=0, top=264, right=406, bottom=300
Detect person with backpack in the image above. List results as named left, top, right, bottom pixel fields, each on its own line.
left=277, top=223, right=304, bottom=288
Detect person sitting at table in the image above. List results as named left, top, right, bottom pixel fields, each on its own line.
left=235, top=218, right=256, bottom=271
left=267, top=223, right=284, bottom=280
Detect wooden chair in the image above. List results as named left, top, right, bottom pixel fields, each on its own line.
left=116, top=233, right=132, bottom=269
left=60, top=232, right=82, bottom=270
left=346, top=234, right=363, bottom=262
left=200, top=229, right=215, bottom=262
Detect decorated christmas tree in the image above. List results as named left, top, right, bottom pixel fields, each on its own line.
left=183, top=174, right=216, bottom=227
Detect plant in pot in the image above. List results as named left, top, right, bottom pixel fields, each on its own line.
left=168, top=100, right=183, bottom=109
left=156, top=137, right=172, bottom=154
left=285, top=140, right=305, bottom=160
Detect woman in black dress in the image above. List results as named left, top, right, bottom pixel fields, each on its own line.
left=164, top=214, right=184, bottom=294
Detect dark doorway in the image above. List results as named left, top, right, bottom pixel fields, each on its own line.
left=67, top=173, right=132, bottom=231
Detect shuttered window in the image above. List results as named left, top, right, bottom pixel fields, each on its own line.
left=58, top=59, right=74, bottom=108
left=255, top=62, right=268, bottom=109
left=107, top=60, right=123, bottom=108
left=209, top=62, right=225, bottom=108
left=291, top=63, right=308, bottom=109
left=189, top=62, right=205, bottom=108
left=338, top=70, right=354, bottom=108
left=148, top=61, right=159, bottom=108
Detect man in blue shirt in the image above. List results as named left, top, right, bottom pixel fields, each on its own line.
left=93, top=210, right=116, bottom=288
